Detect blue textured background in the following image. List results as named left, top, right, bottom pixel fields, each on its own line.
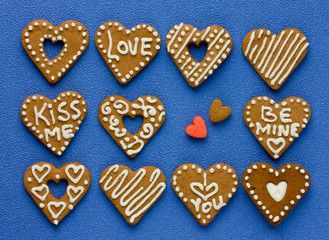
left=0, top=0, right=328, bottom=239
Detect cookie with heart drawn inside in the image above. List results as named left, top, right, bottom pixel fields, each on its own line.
left=21, top=91, right=87, bottom=155
left=243, top=96, right=311, bottom=159
left=99, top=165, right=166, bottom=225
left=24, top=162, right=91, bottom=225
left=242, top=28, right=309, bottom=90
left=171, top=163, right=238, bottom=226
left=242, top=163, right=310, bottom=226
left=98, top=95, right=166, bottom=158
left=209, top=99, right=231, bottom=123
left=22, top=20, right=89, bottom=84
left=95, top=21, right=161, bottom=84
left=166, top=23, right=233, bottom=88
left=186, top=116, right=207, bottom=138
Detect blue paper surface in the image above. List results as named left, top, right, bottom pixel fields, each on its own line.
left=0, top=0, right=328, bottom=239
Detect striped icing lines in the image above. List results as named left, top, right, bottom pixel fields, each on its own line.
left=242, top=28, right=309, bottom=90
left=166, top=24, right=232, bottom=88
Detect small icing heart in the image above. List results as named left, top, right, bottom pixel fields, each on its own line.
left=186, top=116, right=207, bottom=138
left=209, top=99, right=231, bottom=123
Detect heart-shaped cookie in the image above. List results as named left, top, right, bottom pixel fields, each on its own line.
left=24, top=162, right=91, bottom=225
left=22, top=20, right=89, bottom=84
left=171, top=163, right=238, bottom=226
left=244, top=96, right=311, bottom=159
left=99, top=165, right=166, bottom=225
left=242, top=28, right=309, bottom=90
left=185, top=116, right=207, bottom=138
left=242, top=163, right=310, bottom=226
left=95, top=22, right=161, bottom=84
left=98, top=95, right=165, bottom=158
left=21, top=91, right=87, bottom=155
left=166, top=23, right=232, bottom=88
left=209, top=99, right=231, bottom=123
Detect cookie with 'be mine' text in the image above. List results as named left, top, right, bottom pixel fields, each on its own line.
left=99, top=165, right=166, bottom=225
left=24, top=162, right=91, bottom=225
left=95, top=21, right=161, bottom=84
left=22, top=20, right=89, bottom=84
left=98, top=95, right=166, bottom=158
left=21, top=91, right=87, bottom=155
left=244, top=96, right=311, bottom=159
left=242, top=28, right=309, bottom=90
left=166, top=23, right=232, bottom=88
left=242, top=163, right=310, bottom=226
left=171, top=163, right=238, bottom=226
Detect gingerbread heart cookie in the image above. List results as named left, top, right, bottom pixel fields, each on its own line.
left=244, top=96, right=311, bottom=159
left=209, top=99, right=231, bottom=123
left=99, top=165, right=166, bottom=225
left=24, top=162, right=91, bottom=225
left=21, top=91, right=87, bottom=155
left=22, top=20, right=89, bottom=84
left=166, top=23, right=232, bottom=88
left=95, top=22, right=161, bottom=84
left=242, top=28, right=309, bottom=90
left=171, top=163, right=238, bottom=226
left=242, top=163, right=310, bottom=226
left=98, top=95, right=165, bottom=158
left=185, top=116, right=207, bottom=138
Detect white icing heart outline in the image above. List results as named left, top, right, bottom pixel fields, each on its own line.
left=47, top=201, right=67, bottom=219
left=31, top=184, right=49, bottom=201
left=32, top=164, right=51, bottom=183
left=266, top=181, right=287, bottom=202
left=67, top=186, right=84, bottom=203
left=190, top=182, right=219, bottom=201
left=267, top=137, right=286, bottom=157
left=65, top=164, right=85, bottom=184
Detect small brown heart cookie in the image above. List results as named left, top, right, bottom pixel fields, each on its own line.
left=244, top=96, right=311, bottom=159
left=209, top=99, right=232, bottom=123
left=242, top=28, right=309, bottom=90
left=24, top=162, right=91, bottom=225
left=95, top=22, right=161, bottom=84
left=171, top=163, right=238, bottom=226
left=166, top=23, right=232, bottom=88
left=99, top=165, right=166, bottom=225
left=98, top=95, right=166, bottom=158
left=21, top=91, right=87, bottom=155
left=242, top=163, right=310, bottom=226
left=22, top=20, right=89, bottom=84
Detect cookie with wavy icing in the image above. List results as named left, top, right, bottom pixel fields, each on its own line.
left=99, top=165, right=166, bottom=224
left=24, top=162, right=91, bottom=225
left=22, top=20, right=89, bottom=84
left=242, top=28, right=309, bottom=90
left=242, top=163, right=310, bottom=226
left=98, top=95, right=166, bottom=158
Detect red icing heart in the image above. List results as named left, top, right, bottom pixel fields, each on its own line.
left=186, top=116, right=207, bottom=138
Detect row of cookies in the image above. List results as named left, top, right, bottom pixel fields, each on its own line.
left=25, top=162, right=310, bottom=226
left=22, top=20, right=309, bottom=90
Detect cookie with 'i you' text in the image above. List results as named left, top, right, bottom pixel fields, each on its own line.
left=171, top=163, right=238, bottom=226
left=242, top=28, right=309, bottom=90
left=243, top=96, right=311, bottom=159
left=98, top=95, right=166, bottom=158
left=166, top=23, right=232, bottom=88
left=242, top=163, right=310, bottom=226
left=95, top=21, right=161, bottom=84
left=24, top=162, right=91, bottom=225
left=99, top=165, right=166, bottom=225
left=22, top=20, right=89, bottom=84
left=21, top=91, right=87, bottom=155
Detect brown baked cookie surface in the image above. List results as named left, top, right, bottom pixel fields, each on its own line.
left=242, top=163, right=310, bottom=226
left=171, top=163, right=238, bottom=226
left=22, top=20, right=89, bottom=84
left=209, top=99, right=231, bottom=123
left=98, top=95, right=165, bottom=158
left=99, top=165, right=166, bottom=225
left=21, top=91, right=87, bottom=155
left=243, top=96, right=311, bottom=159
left=166, top=23, right=233, bottom=88
left=24, top=162, right=91, bottom=225
left=242, top=28, right=309, bottom=90
left=95, top=21, right=161, bottom=84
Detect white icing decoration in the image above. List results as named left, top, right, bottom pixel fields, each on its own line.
left=67, top=185, right=84, bottom=203
left=31, top=184, right=49, bottom=201
left=32, top=164, right=51, bottom=183
left=65, top=164, right=85, bottom=184
left=266, top=181, right=287, bottom=202
left=47, top=201, right=66, bottom=219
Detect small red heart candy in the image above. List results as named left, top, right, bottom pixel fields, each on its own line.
left=186, top=116, right=207, bottom=138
